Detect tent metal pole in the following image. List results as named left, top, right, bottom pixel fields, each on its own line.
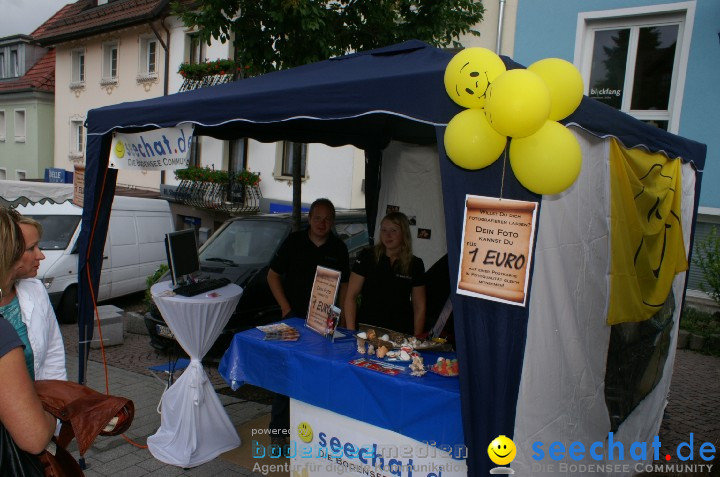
left=292, top=145, right=302, bottom=231
left=496, top=0, right=507, bottom=55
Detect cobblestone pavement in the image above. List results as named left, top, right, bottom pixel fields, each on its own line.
left=651, top=349, right=720, bottom=476
left=59, top=316, right=719, bottom=476
left=60, top=319, right=229, bottom=388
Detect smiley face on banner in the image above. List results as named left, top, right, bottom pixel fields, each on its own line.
left=444, top=47, right=507, bottom=109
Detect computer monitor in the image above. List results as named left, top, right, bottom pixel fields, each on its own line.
left=165, top=229, right=200, bottom=286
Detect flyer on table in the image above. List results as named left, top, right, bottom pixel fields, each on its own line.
left=457, top=195, right=538, bottom=306
left=306, top=266, right=341, bottom=337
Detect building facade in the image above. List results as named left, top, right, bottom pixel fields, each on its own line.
left=0, top=35, right=55, bottom=180
left=33, top=0, right=176, bottom=191
left=487, top=0, right=718, bottom=302
left=33, top=0, right=365, bottom=241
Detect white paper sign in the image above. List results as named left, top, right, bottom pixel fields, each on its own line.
left=457, top=195, right=538, bottom=307
left=109, top=125, right=194, bottom=171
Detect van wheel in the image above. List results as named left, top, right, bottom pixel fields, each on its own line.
left=59, top=286, right=78, bottom=324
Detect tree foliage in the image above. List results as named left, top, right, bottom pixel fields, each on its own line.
left=173, top=0, right=484, bottom=75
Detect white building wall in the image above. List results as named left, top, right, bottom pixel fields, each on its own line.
left=54, top=26, right=166, bottom=189
left=165, top=17, right=231, bottom=180
left=459, top=0, right=518, bottom=57
left=247, top=142, right=362, bottom=210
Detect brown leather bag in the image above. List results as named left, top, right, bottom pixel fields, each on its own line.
left=34, top=380, right=135, bottom=477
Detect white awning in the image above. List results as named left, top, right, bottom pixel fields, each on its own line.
left=0, top=180, right=74, bottom=207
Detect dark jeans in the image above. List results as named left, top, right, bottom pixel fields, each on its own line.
left=269, top=393, right=290, bottom=435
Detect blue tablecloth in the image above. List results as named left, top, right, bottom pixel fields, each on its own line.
left=219, top=318, right=464, bottom=451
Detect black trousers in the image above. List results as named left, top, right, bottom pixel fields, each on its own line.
left=269, top=393, right=290, bottom=434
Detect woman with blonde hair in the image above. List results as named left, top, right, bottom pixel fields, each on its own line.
left=344, top=211, right=426, bottom=336
left=2, top=210, right=66, bottom=381
left=0, top=207, right=56, bottom=464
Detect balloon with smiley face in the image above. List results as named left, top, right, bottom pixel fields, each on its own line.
left=444, top=47, right=506, bottom=110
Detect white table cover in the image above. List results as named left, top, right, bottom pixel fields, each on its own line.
left=147, top=280, right=243, bottom=467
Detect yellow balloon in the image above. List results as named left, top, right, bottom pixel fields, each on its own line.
left=444, top=109, right=507, bottom=170
left=484, top=69, right=551, bottom=138
left=444, top=47, right=507, bottom=109
left=509, top=121, right=582, bottom=195
left=528, top=58, right=584, bottom=121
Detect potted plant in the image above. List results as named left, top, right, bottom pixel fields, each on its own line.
left=178, top=59, right=242, bottom=81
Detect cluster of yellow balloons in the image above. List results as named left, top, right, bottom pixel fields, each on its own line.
left=443, top=48, right=584, bottom=195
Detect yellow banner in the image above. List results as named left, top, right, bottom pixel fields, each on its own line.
left=608, top=140, right=687, bottom=325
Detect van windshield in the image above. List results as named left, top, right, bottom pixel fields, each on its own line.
left=200, top=220, right=289, bottom=266
left=27, top=215, right=81, bottom=250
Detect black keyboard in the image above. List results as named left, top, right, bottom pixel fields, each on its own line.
left=173, top=277, right=231, bottom=297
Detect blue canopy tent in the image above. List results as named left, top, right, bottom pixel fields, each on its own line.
left=80, top=40, right=706, bottom=475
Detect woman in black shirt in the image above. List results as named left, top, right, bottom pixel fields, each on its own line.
left=344, top=212, right=426, bottom=336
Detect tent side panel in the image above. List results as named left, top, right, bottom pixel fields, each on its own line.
left=612, top=161, right=696, bottom=458
left=437, top=126, right=541, bottom=476
left=512, top=131, right=613, bottom=475
left=512, top=133, right=698, bottom=475
left=375, top=141, right=447, bottom=269
left=77, top=132, right=117, bottom=384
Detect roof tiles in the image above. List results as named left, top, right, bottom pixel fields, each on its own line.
left=0, top=49, right=55, bottom=94
left=32, top=0, right=169, bottom=44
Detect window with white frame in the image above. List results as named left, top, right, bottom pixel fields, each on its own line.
left=71, top=49, right=85, bottom=85
left=70, top=120, right=84, bottom=157
left=10, top=50, right=19, bottom=77
left=275, top=141, right=307, bottom=179
left=0, top=111, right=5, bottom=141
left=229, top=138, right=248, bottom=173
left=14, top=110, right=25, bottom=142
left=16, top=170, right=26, bottom=181
left=576, top=4, right=693, bottom=133
left=0, top=52, right=5, bottom=78
left=187, top=32, right=205, bottom=64
left=139, top=37, right=158, bottom=77
left=102, top=41, right=119, bottom=82
left=0, top=169, right=6, bottom=180
left=188, top=136, right=201, bottom=167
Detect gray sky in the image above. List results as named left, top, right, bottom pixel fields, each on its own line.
left=0, top=0, right=70, bottom=37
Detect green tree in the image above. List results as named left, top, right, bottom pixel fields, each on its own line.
left=173, top=0, right=484, bottom=75
left=694, top=226, right=720, bottom=307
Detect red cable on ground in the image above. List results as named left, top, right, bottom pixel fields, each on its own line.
left=122, top=434, right=149, bottom=449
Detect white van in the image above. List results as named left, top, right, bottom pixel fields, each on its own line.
left=15, top=196, right=174, bottom=323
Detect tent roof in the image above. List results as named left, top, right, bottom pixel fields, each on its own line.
left=86, top=40, right=706, bottom=167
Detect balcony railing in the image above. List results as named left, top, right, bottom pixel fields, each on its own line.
left=179, top=73, right=234, bottom=92
left=175, top=180, right=261, bottom=214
